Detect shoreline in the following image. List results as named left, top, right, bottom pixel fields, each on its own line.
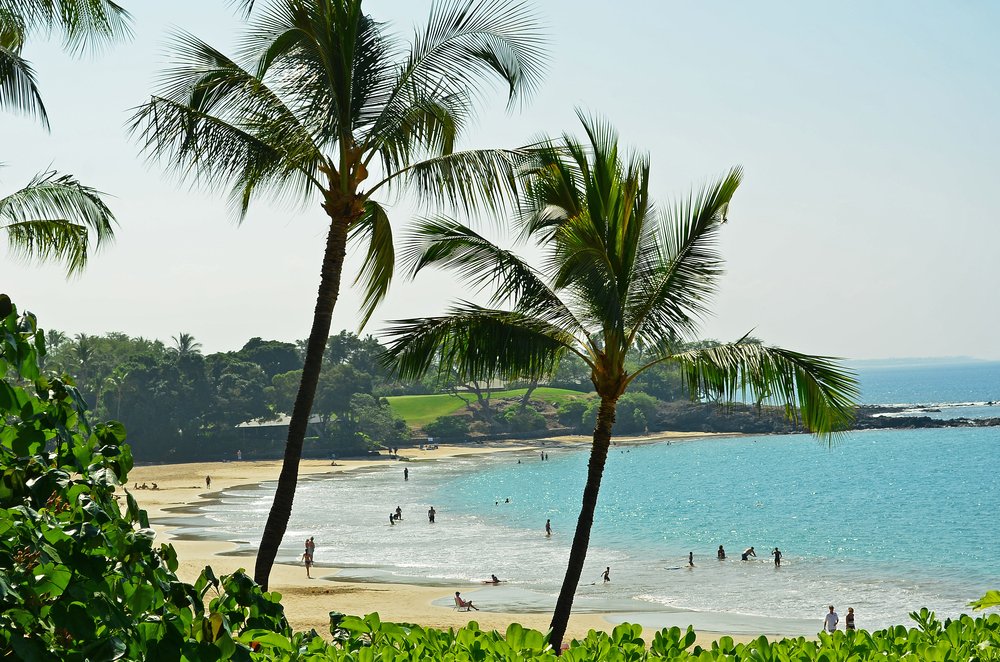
left=128, top=432, right=760, bottom=645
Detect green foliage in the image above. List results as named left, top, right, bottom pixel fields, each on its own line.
left=423, top=414, right=471, bottom=439
left=501, top=404, right=547, bottom=433
left=0, top=296, right=292, bottom=660
left=557, top=399, right=591, bottom=429
left=972, top=590, right=1000, bottom=610
left=583, top=392, right=658, bottom=434
left=326, top=394, right=409, bottom=452
left=1, top=295, right=997, bottom=661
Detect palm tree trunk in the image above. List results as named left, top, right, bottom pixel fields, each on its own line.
left=253, top=218, right=350, bottom=590
left=548, top=395, right=617, bottom=652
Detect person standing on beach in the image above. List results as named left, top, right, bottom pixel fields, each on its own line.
left=602, top=567, right=611, bottom=583
left=846, top=607, right=855, bottom=631
left=389, top=513, right=395, bottom=526
left=428, top=506, right=436, bottom=523
left=545, top=519, right=551, bottom=536
left=823, top=605, right=839, bottom=633
left=741, top=546, right=756, bottom=561
left=395, top=505, right=402, bottom=520
left=306, top=537, right=315, bottom=561
left=404, top=467, right=409, bottom=481
left=717, top=545, right=726, bottom=560
left=772, top=547, right=782, bottom=567
left=205, top=475, right=211, bottom=489
left=302, top=550, right=313, bottom=578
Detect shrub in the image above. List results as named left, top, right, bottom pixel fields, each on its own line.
left=557, top=399, right=590, bottom=429
left=424, top=415, right=471, bottom=439
left=502, top=405, right=547, bottom=433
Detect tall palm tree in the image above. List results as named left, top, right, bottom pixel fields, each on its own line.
left=384, top=113, right=859, bottom=651
left=130, top=0, right=546, bottom=589
left=1, top=0, right=127, bottom=273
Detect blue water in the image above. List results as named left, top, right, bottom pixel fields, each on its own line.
left=855, top=361, right=1000, bottom=408
left=192, top=361, right=1000, bottom=634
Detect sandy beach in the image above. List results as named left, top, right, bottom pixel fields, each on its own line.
left=128, top=432, right=749, bottom=646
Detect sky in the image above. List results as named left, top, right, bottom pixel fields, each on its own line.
left=3, top=1, right=999, bottom=360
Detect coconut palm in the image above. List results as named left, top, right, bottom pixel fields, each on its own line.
left=130, top=0, right=546, bottom=589
left=171, top=332, right=203, bottom=357
left=384, top=113, right=859, bottom=651
left=1, top=1, right=127, bottom=273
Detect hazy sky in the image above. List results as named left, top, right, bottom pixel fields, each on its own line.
left=3, top=1, right=998, bottom=359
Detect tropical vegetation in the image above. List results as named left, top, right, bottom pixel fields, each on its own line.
left=130, top=0, right=547, bottom=590
left=384, top=113, right=860, bottom=650
left=0, top=0, right=125, bottom=274
left=3, top=293, right=999, bottom=660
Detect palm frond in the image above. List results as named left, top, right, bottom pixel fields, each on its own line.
left=129, top=31, right=324, bottom=215
left=0, top=40, right=47, bottom=128
left=379, top=146, right=536, bottom=215
left=368, top=81, right=469, bottom=174
left=625, top=167, right=741, bottom=346
left=0, top=170, right=116, bottom=275
left=239, top=1, right=395, bottom=146
left=666, top=340, right=858, bottom=438
left=130, top=95, right=321, bottom=219
left=383, top=303, right=571, bottom=383
left=402, top=215, right=585, bottom=333
left=408, top=0, right=547, bottom=111
left=4, top=0, right=131, bottom=54
left=349, top=200, right=395, bottom=329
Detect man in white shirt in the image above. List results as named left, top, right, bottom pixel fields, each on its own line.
left=823, top=605, right=839, bottom=633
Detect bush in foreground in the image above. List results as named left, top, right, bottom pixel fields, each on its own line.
left=2, top=295, right=999, bottom=660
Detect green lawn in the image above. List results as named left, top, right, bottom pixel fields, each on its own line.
left=386, top=387, right=592, bottom=427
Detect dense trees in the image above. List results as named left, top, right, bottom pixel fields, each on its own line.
left=42, top=328, right=410, bottom=461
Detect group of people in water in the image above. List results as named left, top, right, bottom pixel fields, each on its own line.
left=706, top=545, right=783, bottom=566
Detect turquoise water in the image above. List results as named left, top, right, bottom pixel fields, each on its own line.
left=192, top=363, right=1000, bottom=634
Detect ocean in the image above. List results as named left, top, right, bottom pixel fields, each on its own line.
left=190, top=361, right=1000, bottom=635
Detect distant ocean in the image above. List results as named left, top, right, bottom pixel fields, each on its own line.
left=188, top=361, right=1000, bottom=635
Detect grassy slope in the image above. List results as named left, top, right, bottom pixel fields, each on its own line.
left=386, top=387, right=593, bottom=427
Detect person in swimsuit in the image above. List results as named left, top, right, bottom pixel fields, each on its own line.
left=772, top=547, right=782, bottom=567
left=717, top=545, right=726, bottom=560
left=741, top=546, right=756, bottom=561
left=688, top=552, right=694, bottom=567
left=602, top=567, right=611, bottom=583
left=545, top=519, right=551, bottom=536
left=846, top=607, right=855, bottom=631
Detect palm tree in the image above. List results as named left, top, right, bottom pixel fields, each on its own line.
left=171, top=332, right=203, bottom=357
left=130, top=0, right=546, bottom=589
left=384, top=113, right=859, bottom=651
left=1, top=170, right=116, bottom=275
left=1, top=1, right=127, bottom=273
left=1, top=0, right=131, bottom=125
